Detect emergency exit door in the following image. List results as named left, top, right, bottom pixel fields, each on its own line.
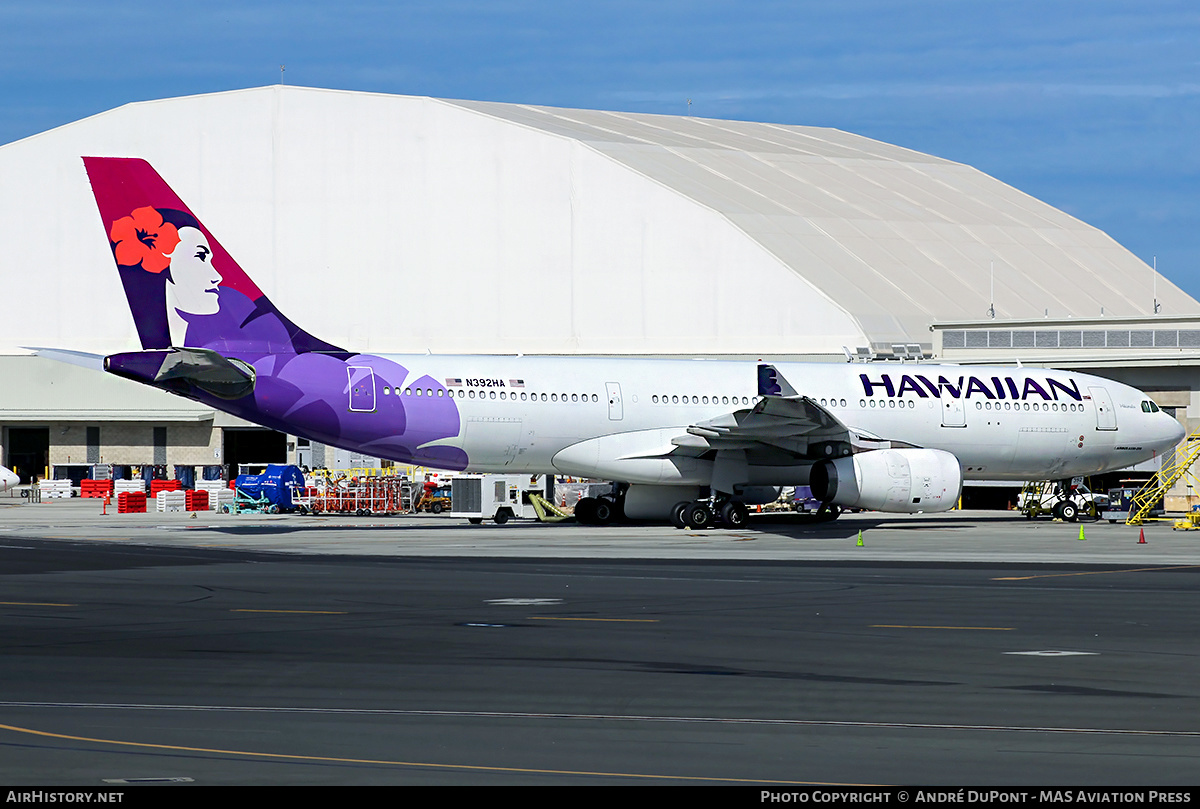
left=347, top=366, right=376, bottom=412
left=606, top=382, right=623, bottom=420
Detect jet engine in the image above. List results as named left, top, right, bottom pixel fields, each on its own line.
left=809, top=448, right=962, bottom=513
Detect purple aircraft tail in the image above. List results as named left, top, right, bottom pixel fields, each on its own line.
left=83, top=157, right=342, bottom=355
left=86, top=157, right=468, bottom=471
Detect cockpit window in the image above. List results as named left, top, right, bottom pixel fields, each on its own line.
left=1141, top=401, right=1161, bottom=413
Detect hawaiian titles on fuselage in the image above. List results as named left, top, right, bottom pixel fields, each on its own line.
left=860, top=373, right=1083, bottom=401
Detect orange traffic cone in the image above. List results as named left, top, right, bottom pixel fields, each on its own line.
left=1138, top=527, right=1147, bottom=545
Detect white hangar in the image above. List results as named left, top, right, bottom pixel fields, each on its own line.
left=0, top=86, right=1196, bottom=488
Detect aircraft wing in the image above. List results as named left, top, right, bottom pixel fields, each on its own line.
left=669, top=364, right=909, bottom=460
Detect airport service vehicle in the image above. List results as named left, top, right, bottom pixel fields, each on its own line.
left=792, top=486, right=822, bottom=514
left=1102, top=483, right=1163, bottom=524
left=1018, top=478, right=1108, bottom=521
left=450, top=474, right=544, bottom=525
left=416, top=484, right=453, bottom=514
left=67, top=157, right=1185, bottom=529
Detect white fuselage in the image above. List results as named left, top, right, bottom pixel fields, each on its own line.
left=366, top=355, right=1183, bottom=483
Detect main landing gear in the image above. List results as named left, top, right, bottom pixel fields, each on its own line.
left=670, top=498, right=750, bottom=530
left=670, top=498, right=843, bottom=529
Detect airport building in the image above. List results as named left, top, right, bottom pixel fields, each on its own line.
left=1, top=86, right=1197, bottom=503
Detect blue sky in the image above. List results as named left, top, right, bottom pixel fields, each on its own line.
left=4, top=1, right=1198, bottom=299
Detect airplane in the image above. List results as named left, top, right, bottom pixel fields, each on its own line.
left=0, top=465, right=18, bottom=494
left=76, top=157, right=1185, bottom=528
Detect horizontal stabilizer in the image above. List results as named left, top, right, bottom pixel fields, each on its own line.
left=24, top=347, right=106, bottom=371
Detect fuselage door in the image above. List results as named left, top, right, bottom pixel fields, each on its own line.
left=606, top=382, right=623, bottom=421
left=1089, top=386, right=1117, bottom=430
left=940, top=383, right=966, bottom=427
left=347, top=366, right=376, bottom=412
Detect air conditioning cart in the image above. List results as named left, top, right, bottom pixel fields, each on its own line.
left=450, top=474, right=545, bottom=525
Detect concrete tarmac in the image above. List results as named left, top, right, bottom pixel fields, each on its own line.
left=0, top=497, right=1194, bottom=563
left=1, top=498, right=1198, bottom=785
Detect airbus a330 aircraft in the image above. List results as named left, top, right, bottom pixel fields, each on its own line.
left=79, top=157, right=1184, bottom=528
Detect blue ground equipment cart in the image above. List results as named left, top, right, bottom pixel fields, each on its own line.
left=227, top=464, right=305, bottom=514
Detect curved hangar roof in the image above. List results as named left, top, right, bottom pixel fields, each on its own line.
left=1, top=86, right=1193, bottom=358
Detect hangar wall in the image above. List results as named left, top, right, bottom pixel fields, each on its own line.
left=0, top=87, right=864, bottom=359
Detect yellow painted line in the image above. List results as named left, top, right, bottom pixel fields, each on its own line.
left=528, top=617, right=660, bottom=623
left=994, top=565, right=1200, bottom=581
left=0, top=601, right=75, bottom=607
left=0, top=721, right=864, bottom=785
left=231, top=609, right=349, bottom=615
left=871, top=625, right=1014, bottom=631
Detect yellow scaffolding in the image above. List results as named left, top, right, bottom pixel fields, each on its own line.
left=1127, top=424, right=1200, bottom=525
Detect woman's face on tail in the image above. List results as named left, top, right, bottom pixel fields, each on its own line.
left=167, top=227, right=222, bottom=315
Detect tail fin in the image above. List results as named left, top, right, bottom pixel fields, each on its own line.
left=83, top=157, right=342, bottom=355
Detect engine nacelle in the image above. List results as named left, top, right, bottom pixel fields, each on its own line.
left=810, top=448, right=962, bottom=513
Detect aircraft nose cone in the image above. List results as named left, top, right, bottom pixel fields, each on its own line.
left=1168, top=417, right=1187, bottom=446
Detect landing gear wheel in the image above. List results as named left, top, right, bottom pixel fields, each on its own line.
left=684, top=503, right=712, bottom=530
left=670, top=501, right=690, bottom=529
left=719, top=501, right=749, bottom=529
left=575, top=497, right=598, bottom=525
left=592, top=499, right=614, bottom=525
left=1059, top=501, right=1078, bottom=522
